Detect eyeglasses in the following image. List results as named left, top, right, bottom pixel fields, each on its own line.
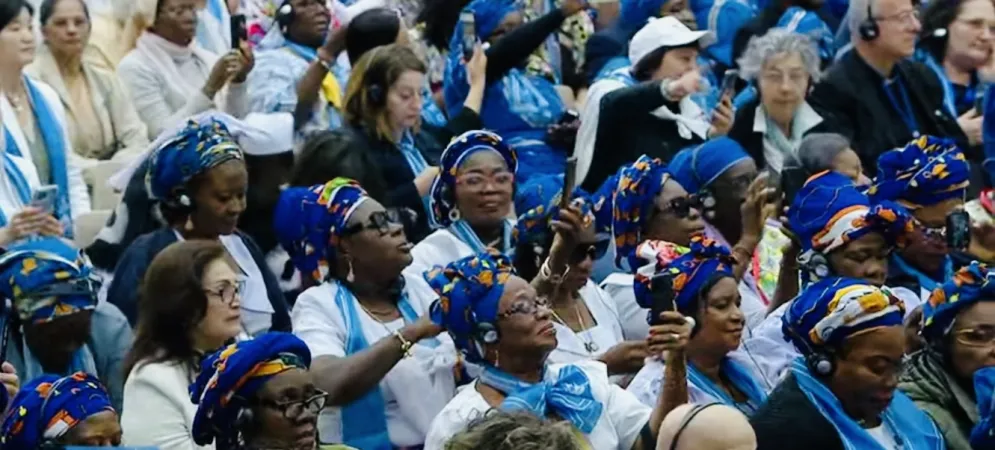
left=759, top=70, right=809, bottom=87
left=497, top=297, right=550, bottom=319
left=257, top=389, right=328, bottom=419
left=658, top=194, right=711, bottom=219
left=342, top=209, right=409, bottom=236
left=203, top=280, right=245, bottom=306
left=570, top=239, right=610, bottom=264
left=874, top=9, right=920, bottom=26
left=953, top=326, right=995, bottom=347
left=456, top=171, right=514, bottom=190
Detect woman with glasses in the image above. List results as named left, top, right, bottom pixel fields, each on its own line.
left=189, top=332, right=327, bottom=450
left=274, top=178, right=460, bottom=449
left=407, top=130, right=517, bottom=275
left=899, top=262, right=995, bottom=450
left=121, top=240, right=248, bottom=449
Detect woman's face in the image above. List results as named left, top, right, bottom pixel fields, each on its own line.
left=42, top=0, right=90, bottom=57
left=689, top=277, right=744, bottom=356
left=193, top=257, right=242, bottom=350
left=562, top=220, right=604, bottom=293
left=758, top=52, right=809, bottom=128
left=250, top=368, right=320, bottom=450
left=829, top=326, right=906, bottom=423
left=644, top=179, right=706, bottom=247
left=947, top=301, right=995, bottom=382
left=387, top=69, right=424, bottom=132
left=24, top=311, right=92, bottom=373
left=487, top=11, right=523, bottom=43
left=652, top=47, right=699, bottom=82
left=340, top=199, right=413, bottom=280
left=191, top=160, right=248, bottom=237
left=493, top=275, right=557, bottom=360
left=62, top=410, right=122, bottom=447
left=831, top=149, right=870, bottom=186
left=946, top=0, right=995, bottom=70
left=660, top=0, right=696, bottom=28
left=827, top=232, right=889, bottom=287
left=154, top=0, right=198, bottom=46
left=709, top=159, right=759, bottom=227
left=286, top=0, right=330, bottom=47
left=900, top=197, right=963, bottom=273
left=0, top=7, right=36, bottom=68
left=454, top=151, right=514, bottom=229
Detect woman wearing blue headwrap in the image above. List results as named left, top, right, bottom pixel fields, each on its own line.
left=275, top=178, right=460, bottom=449
left=422, top=250, right=687, bottom=450
left=0, top=236, right=131, bottom=413
left=626, top=236, right=772, bottom=415
left=189, top=332, right=325, bottom=450
left=408, top=130, right=518, bottom=274
left=751, top=277, right=943, bottom=450
left=899, top=262, right=995, bottom=450
left=0, top=371, right=120, bottom=448
left=443, top=0, right=587, bottom=183
left=106, top=115, right=291, bottom=335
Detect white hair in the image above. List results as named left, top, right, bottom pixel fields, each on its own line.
left=737, top=29, right=822, bottom=83
left=847, top=0, right=879, bottom=38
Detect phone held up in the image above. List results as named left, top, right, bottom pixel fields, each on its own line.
left=719, top=69, right=739, bottom=99
left=230, top=14, right=247, bottom=50
left=561, top=157, right=578, bottom=209
left=780, top=166, right=808, bottom=208
left=460, top=11, right=476, bottom=60
left=649, top=271, right=676, bottom=326
left=947, top=208, right=971, bottom=251
left=31, top=184, right=58, bottom=215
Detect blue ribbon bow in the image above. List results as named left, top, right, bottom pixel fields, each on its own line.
left=480, top=364, right=604, bottom=434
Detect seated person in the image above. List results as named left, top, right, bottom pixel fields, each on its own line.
left=795, top=133, right=871, bottom=185
left=0, top=372, right=120, bottom=447
left=0, top=237, right=131, bottom=411
left=445, top=411, right=585, bottom=450
left=750, top=277, right=943, bottom=450
left=585, top=0, right=694, bottom=82
left=656, top=403, right=757, bottom=450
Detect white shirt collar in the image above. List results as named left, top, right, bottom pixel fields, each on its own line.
left=752, top=101, right=823, bottom=138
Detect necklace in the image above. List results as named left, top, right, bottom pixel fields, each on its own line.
left=550, top=300, right=599, bottom=354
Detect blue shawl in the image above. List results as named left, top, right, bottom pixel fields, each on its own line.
left=688, top=358, right=768, bottom=416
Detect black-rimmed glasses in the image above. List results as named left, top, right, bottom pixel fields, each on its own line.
left=257, top=389, right=329, bottom=419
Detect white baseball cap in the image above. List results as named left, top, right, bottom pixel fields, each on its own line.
left=628, top=16, right=715, bottom=68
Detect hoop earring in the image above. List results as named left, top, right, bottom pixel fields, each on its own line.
left=346, top=257, right=355, bottom=283
left=449, top=208, right=461, bottom=223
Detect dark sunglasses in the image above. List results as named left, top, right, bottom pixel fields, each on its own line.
left=659, top=194, right=711, bottom=218
left=342, top=208, right=412, bottom=236
left=569, top=239, right=610, bottom=264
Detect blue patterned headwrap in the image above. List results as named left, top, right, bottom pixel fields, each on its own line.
left=668, top=138, right=751, bottom=193
left=603, top=155, right=671, bottom=268
left=189, top=332, right=312, bottom=446
left=146, top=117, right=245, bottom=202
left=274, top=178, right=369, bottom=284
left=632, top=235, right=733, bottom=316
left=972, top=366, right=995, bottom=448
left=790, top=171, right=915, bottom=257
left=512, top=174, right=594, bottom=246
left=620, top=0, right=666, bottom=27
left=430, top=130, right=518, bottom=227
left=782, top=277, right=906, bottom=354
left=0, top=372, right=115, bottom=449
left=0, top=237, right=97, bottom=324
left=922, top=262, right=995, bottom=340
left=868, top=135, right=970, bottom=209
left=424, top=250, right=517, bottom=363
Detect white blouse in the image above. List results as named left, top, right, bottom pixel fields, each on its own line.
left=405, top=228, right=475, bottom=280
left=121, top=360, right=210, bottom=450
left=423, top=360, right=651, bottom=450
left=548, top=281, right=625, bottom=365
left=291, top=272, right=461, bottom=447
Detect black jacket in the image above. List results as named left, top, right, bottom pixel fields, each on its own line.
left=750, top=375, right=844, bottom=450
left=581, top=81, right=705, bottom=191
left=727, top=98, right=833, bottom=169
left=808, top=50, right=969, bottom=175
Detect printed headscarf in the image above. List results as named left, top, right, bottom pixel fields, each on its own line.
left=868, top=135, right=970, bottom=209
left=189, top=332, right=312, bottom=446
left=790, top=171, right=915, bottom=258
left=424, top=250, right=517, bottom=363
left=922, top=262, right=995, bottom=340
left=632, top=235, right=732, bottom=316
left=430, top=130, right=518, bottom=227
left=274, top=178, right=369, bottom=283
left=512, top=174, right=594, bottom=246
left=0, top=372, right=115, bottom=449
left=668, top=138, right=751, bottom=194
left=0, top=237, right=97, bottom=324
left=146, top=117, right=244, bottom=203
left=599, top=155, right=671, bottom=269
left=782, top=277, right=906, bottom=353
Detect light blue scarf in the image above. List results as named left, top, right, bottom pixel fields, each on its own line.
left=398, top=131, right=436, bottom=228
left=449, top=218, right=515, bottom=256
left=283, top=42, right=347, bottom=129
left=334, top=280, right=438, bottom=449
left=890, top=254, right=953, bottom=294
left=21, top=337, right=97, bottom=382
left=479, top=364, right=604, bottom=433
left=790, top=359, right=945, bottom=450
left=3, top=77, right=74, bottom=237
left=687, top=359, right=768, bottom=416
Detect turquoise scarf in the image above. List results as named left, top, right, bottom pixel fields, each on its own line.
left=687, top=359, right=768, bottom=416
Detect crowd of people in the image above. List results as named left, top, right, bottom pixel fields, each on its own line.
left=2, top=0, right=995, bottom=448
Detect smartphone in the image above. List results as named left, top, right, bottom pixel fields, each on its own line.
left=976, top=91, right=986, bottom=116
left=460, top=11, right=476, bottom=59
left=559, top=109, right=580, bottom=125
left=649, top=272, right=675, bottom=326
left=561, top=157, right=578, bottom=209
left=719, top=69, right=739, bottom=98
left=0, top=300, right=10, bottom=365
left=947, top=209, right=971, bottom=250
left=230, top=14, right=247, bottom=50
left=764, top=168, right=781, bottom=201
left=780, top=166, right=809, bottom=207
left=30, top=184, right=58, bottom=214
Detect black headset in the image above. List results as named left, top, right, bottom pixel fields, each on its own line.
left=668, top=403, right=722, bottom=450
left=363, top=46, right=390, bottom=106
left=802, top=251, right=832, bottom=281
left=784, top=320, right=836, bottom=376
left=858, top=2, right=880, bottom=41
left=166, top=186, right=196, bottom=216
left=276, top=0, right=295, bottom=34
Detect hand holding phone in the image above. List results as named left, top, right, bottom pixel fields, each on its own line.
left=561, top=158, right=578, bottom=209
left=649, top=272, right=675, bottom=326
left=780, top=166, right=809, bottom=208
left=460, top=11, right=476, bottom=60
left=719, top=69, right=739, bottom=99
left=947, top=208, right=971, bottom=250
left=230, top=14, right=247, bottom=50
left=31, top=184, right=58, bottom=215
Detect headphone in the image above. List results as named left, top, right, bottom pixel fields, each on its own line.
left=858, top=2, right=880, bottom=41
left=668, top=403, right=722, bottom=450
left=784, top=321, right=836, bottom=376
left=276, top=0, right=295, bottom=33
left=801, top=251, right=832, bottom=281
left=363, top=46, right=391, bottom=106
left=166, top=187, right=196, bottom=215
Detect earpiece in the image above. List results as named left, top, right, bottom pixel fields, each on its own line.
left=366, top=84, right=385, bottom=105
left=804, top=252, right=832, bottom=280
left=858, top=3, right=880, bottom=41
left=932, top=28, right=948, bottom=38
left=234, top=407, right=255, bottom=432
left=784, top=322, right=836, bottom=376
left=476, top=321, right=500, bottom=344
left=364, top=46, right=390, bottom=106
left=276, top=0, right=295, bottom=33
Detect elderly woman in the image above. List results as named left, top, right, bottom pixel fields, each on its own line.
left=750, top=277, right=943, bottom=449
left=0, top=372, right=120, bottom=447
left=445, top=411, right=585, bottom=450
left=796, top=133, right=871, bottom=185
left=899, top=262, right=995, bottom=450
left=0, top=237, right=131, bottom=412
left=870, top=136, right=971, bottom=307
left=106, top=115, right=291, bottom=334
left=0, top=0, right=90, bottom=234
left=423, top=250, right=691, bottom=449
left=189, top=332, right=325, bottom=450
left=407, top=130, right=517, bottom=275
left=27, top=0, right=148, bottom=165
left=275, top=178, right=459, bottom=448
left=626, top=237, right=772, bottom=413
left=118, top=0, right=252, bottom=137
left=729, top=29, right=829, bottom=173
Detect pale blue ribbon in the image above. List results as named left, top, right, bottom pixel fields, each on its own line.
left=480, top=364, right=604, bottom=434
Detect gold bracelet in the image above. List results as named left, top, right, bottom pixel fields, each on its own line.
left=394, top=331, right=413, bottom=358
left=732, top=245, right=753, bottom=263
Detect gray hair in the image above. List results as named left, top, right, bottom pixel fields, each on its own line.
left=737, top=29, right=822, bottom=83
left=847, top=0, right=878, bottom=38
left=797, top=133, right=852, bottom=173
left=445, top=411, right=582, bottom=450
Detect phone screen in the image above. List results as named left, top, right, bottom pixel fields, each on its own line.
left=649, top=272, right=675, bottom=326
left=561, top=158, right=577, bottom=209
left=230, top=14, right=247, bottom=49
left=720, top=69, right=739, bottom=97
left=31, top=185, right=58, bottom=214
left=946, top=209, right=971, bottom=250
left=780, top=166, right=808, bottom=207
left=460, top=12, right=476, bottom=58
